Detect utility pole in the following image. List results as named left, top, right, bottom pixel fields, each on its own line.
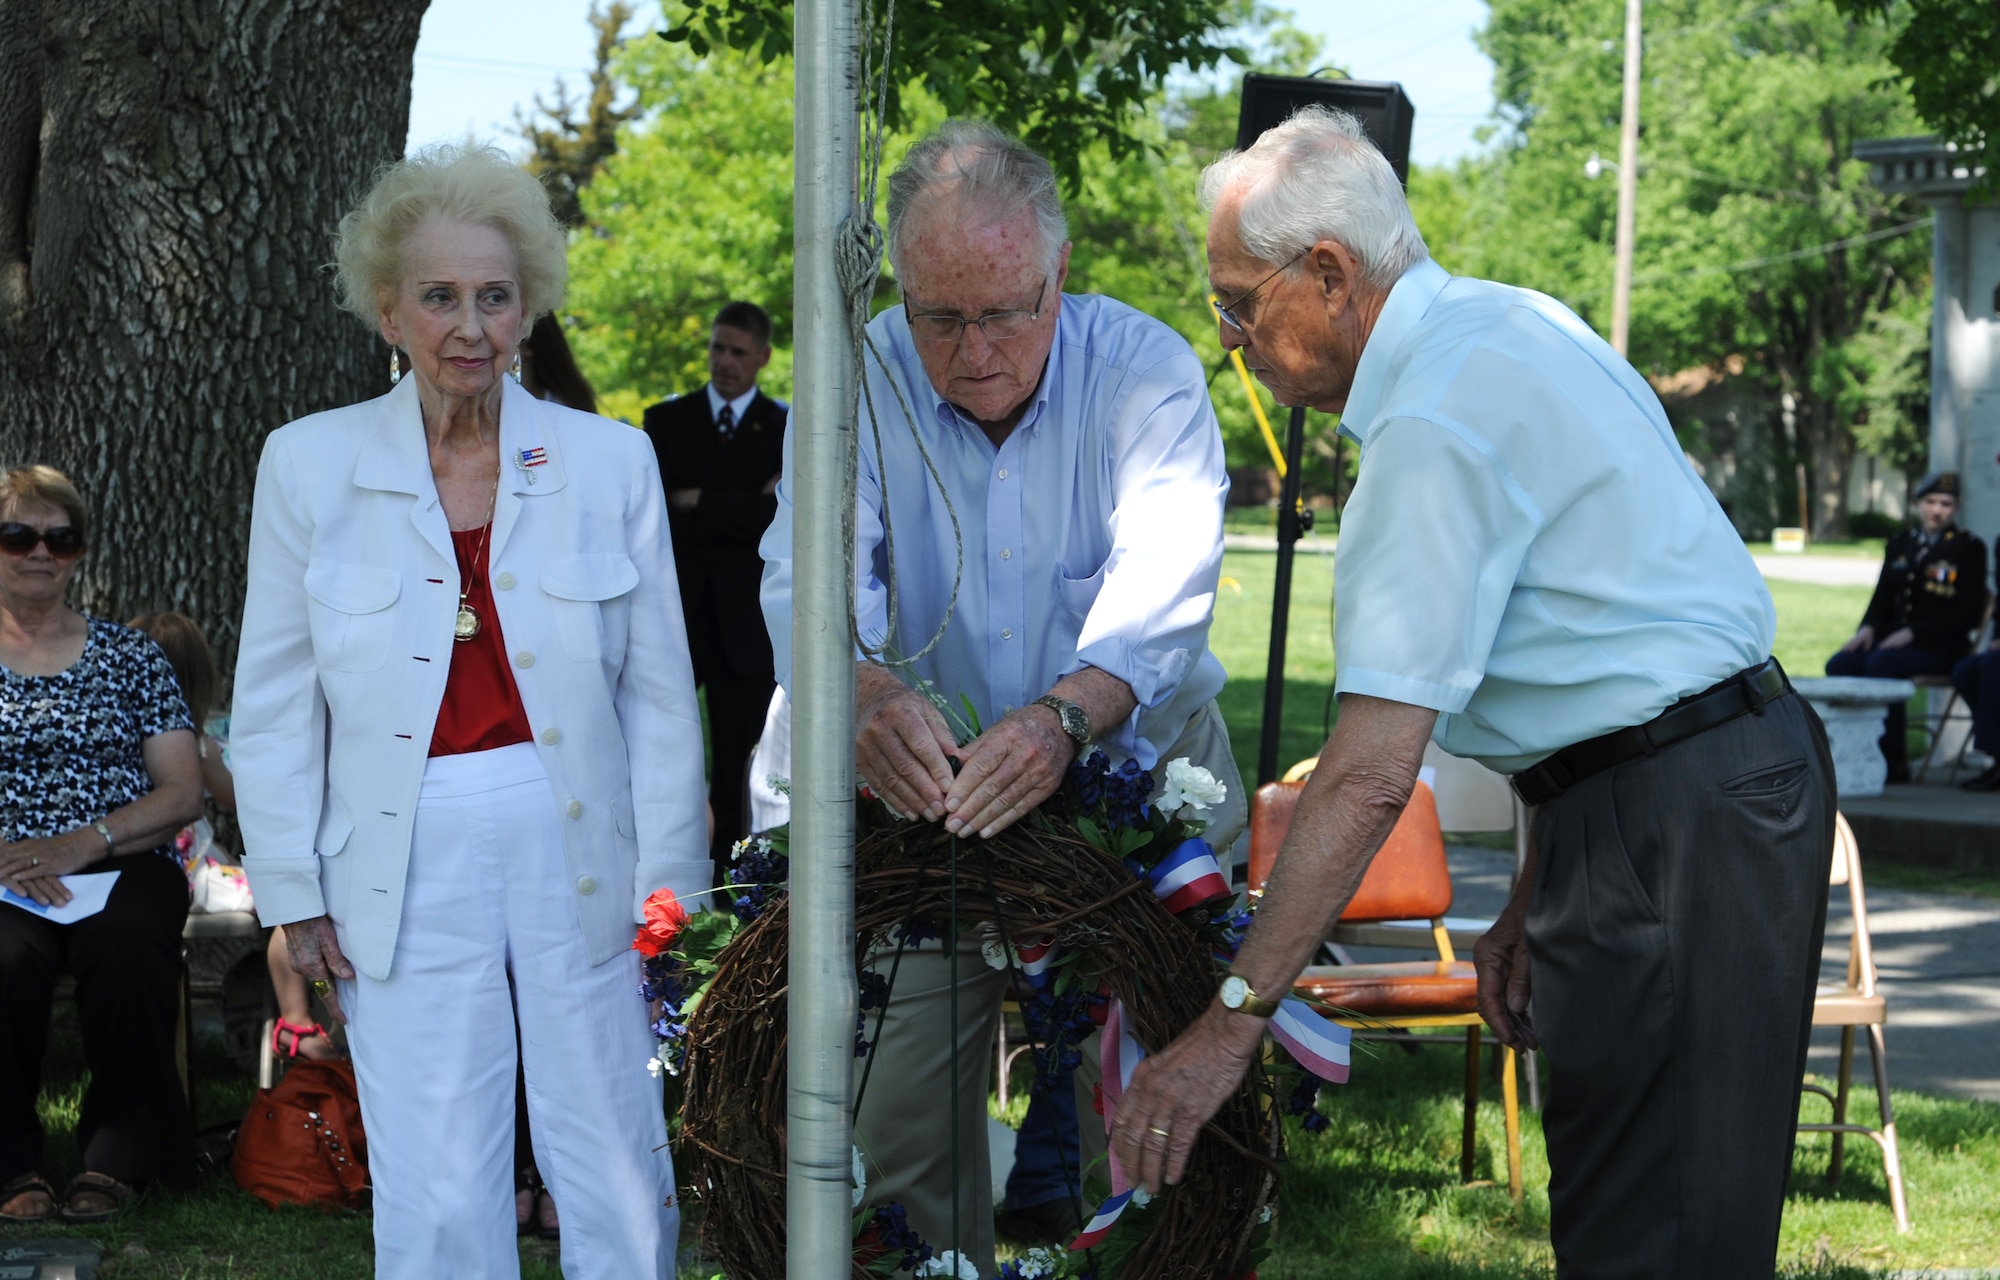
left=789, top=0, right=860, bottom=1274
left=1610, top=0, right=1642, bottom=356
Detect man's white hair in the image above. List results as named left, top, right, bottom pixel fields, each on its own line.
left=1198, top=105, right=1428, bottom=291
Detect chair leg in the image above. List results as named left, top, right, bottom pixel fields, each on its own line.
left=1865, top=1025, right=1911, bottom=1233
left=1501, top=1046, right=1522, bottom=1202
left=1830, top=1025, right=1854, bottom=1185
left=1523, top=1048, right=1541, bottom=1111
left=1462, top=1025, right=1481, bottom=1183
left=1913, top=689, right=1957, bottom=782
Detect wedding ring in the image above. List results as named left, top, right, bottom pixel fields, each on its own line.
left=27, top=857, right=38, bottom=867
left=312, top=979, right=332, bottom=999
left=1147, top=1125, right=1171, bottom=1139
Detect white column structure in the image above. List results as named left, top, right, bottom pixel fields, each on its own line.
left=1856, top=137, right=1999, bottom=543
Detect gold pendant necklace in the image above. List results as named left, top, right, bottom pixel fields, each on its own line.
left=454, top=467, right=502, bottom=643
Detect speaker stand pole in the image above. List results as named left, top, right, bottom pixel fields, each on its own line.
left=1257, top=405, right=1311, bottom=786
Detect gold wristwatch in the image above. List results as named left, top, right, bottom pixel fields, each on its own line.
left=1218, top=972, right=1280, bottom=1017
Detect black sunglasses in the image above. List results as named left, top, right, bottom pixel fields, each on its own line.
left=0, top=522, right=85, bottom=558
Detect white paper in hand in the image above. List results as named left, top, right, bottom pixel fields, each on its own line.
left=1, top=871, right=121, bottom=924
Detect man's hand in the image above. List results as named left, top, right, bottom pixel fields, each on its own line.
left=0, top=831, right=103, bottom=907
left=283, top=915, right=356, bottom=1025
left=944, top=705, right=1076, bottom=839
left=855, top=665, right=956, bottom=822
left=667, top=488, right=701, bottom=513
left=1473, top=900, right=1538, bottom=1052
left=1878, top=626, right=1916, bottom=650
left=1838, top=624, right=1876, bottom=654
left=1109, top=1005, right=1264, bottom=1193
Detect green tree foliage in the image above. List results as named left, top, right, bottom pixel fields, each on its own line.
left=657, top=0, right=1250, bottom=190
left=1453, top=0, right=1929, bottom=537
left=564, top=0, right=1330, bottom=474
left=1834, top=0, right=2000, bottom=183
left=519, top=2, right=643, bottom=228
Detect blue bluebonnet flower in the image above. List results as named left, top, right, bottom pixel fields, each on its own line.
left=1066, top=750, right=1111, bottom=810
left=867, top=1201, right=933, bottom=1271
left=642, top=952, right=692, bottom=1073
left=1021, top=983, right=1102, bottom=1085
left=895, top=919, right=941, bottom=948
left=856, top=969, right=891, bottom=1056
left=726, top=836, right=791, bottom=923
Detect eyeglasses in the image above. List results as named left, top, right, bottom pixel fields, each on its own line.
left=906, top=277, right=1048, bottom=345
left=0, top=523, right=85, bottom=558
left=1211, top=248, right=1310, bottom=332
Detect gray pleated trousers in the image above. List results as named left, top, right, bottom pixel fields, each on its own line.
left=1527, top=690, right=1834, bottom=1279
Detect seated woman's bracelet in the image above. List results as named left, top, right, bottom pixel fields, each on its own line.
left=91, top=820, right=115, bottom=850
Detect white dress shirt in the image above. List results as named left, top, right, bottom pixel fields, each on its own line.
left=1333, top=259, right=1775, bottom=774
left=705, top=383, right=758, bottom=428
left=760, top=293, right=1229, bottom=767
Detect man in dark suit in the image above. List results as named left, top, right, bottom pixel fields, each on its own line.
left=643, top=301, right=787, bottom=866
left=1826, top=470, right=1989, bottom=780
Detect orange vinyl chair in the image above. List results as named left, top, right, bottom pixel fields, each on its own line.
left=1250, top=777, right=1523, bottom=1200
left=1798, top=812, right=1911, bottom=1232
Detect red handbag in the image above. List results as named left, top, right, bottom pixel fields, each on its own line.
left=231, top=1058, right=370, bottom=1208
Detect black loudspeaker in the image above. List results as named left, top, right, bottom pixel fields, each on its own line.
left=1235, top=74, right=1416, bottom=188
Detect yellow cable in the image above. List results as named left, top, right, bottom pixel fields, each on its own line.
left=1215, top=296, right=1287, bottom=478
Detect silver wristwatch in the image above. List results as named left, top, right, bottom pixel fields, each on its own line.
left=1031, top=695, right=1091, bottom=747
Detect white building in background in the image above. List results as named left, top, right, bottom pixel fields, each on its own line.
left=1858, top=137, right=1999, bottom=543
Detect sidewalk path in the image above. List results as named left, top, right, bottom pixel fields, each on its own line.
left=1441, top=844, right=2000, bottom=1103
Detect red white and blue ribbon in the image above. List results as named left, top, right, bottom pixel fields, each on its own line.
left=1125, top=837, right=1232, bottom=915
left=1015, top=934, right=1059, bottom=989
left=1069, top=1188, right=1135, bottom=1251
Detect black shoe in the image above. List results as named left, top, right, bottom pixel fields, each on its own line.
left=1960, top=763, right=2000, bottom=792
left=995, top=1198, right=1083, bottom=1246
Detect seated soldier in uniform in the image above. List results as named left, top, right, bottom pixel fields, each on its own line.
left=1826, top=471, right=1989, bottom=781
left=1950, top=526, right=2000, bottom=792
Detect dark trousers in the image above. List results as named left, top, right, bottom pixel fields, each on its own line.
left=0, top=853, right=195, bottom=1186
left=1824, top=644, right=1954, bottom=775
left=1950, top=647, right=2000, bottom=756
left=703, top=669, right=776, bottom=867
left=1527, top=692, right=1834, bottom=1279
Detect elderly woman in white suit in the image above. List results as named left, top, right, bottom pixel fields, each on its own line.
left=232, top=143, right=709, bottom=1280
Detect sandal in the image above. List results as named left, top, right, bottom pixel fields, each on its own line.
left=58, top=1171, right=135, bottom=1224
left=531, top=1183, right=560, bottom=1242
left=271, top=1016, right=331, bottom=1059
left=515, top=1167, right=560, bottom=1241
left=0, top=1172, right=55, bottom=1224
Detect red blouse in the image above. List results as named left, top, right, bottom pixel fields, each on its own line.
left=428, top=525, right=534, bottom=757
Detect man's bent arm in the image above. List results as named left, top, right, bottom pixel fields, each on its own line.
left=1107, top=694, right=1437, bottom=1193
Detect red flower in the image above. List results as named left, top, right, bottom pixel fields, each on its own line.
left=633, top=888, right=689, bottom=958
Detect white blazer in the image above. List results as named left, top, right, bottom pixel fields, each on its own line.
left=233, top=375, right=710, bottom=980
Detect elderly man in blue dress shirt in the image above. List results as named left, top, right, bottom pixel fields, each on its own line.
left=761, top=119, right=1244, bottom=1271
left=1110, top=106, right=1835, bottom=1279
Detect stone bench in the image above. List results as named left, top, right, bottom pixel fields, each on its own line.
left=1790, top=676, right=1917, bottom=798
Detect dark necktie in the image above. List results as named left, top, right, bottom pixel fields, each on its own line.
left=717, top=404, right=737, bottom=439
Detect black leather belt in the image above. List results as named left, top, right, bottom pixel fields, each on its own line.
left=1510, top=658, right=1790, bottom=808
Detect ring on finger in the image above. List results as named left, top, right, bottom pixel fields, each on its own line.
left=311, top=979, right=332, bottom=999
left=1147, top=1124, right=1171, bottom=1139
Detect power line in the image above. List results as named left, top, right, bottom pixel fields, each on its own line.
left=1634, top=217, right=1931, bottom=283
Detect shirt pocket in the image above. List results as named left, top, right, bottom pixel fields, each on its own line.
left=302, top=561, right=401, bottom=673
left=1056, top=561, right=1107, bottom=627
left=541, top=553, right=640, bottom=662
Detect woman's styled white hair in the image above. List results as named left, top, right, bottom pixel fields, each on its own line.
left=334, top=141, right=568, bottom=326
left=1198, top=105, right=1428, bottom=291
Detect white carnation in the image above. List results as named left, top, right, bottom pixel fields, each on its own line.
left=917, top=1251, right=979, bottom=1279
left=1130, top=1186, right=1152, bottom=1208
left=980, top=936, right=1015, bottom=971
left=1156, top=757, right=1227, bottom=816
left=1017, top=1247, right=1060, bottom=1278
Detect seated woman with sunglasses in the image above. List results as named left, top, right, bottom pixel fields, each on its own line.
left=0, top=465, right=205, bottom=1226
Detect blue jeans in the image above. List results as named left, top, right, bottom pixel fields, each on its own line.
left=1824, top=643, right=1956, bottom=772
left=1952, top=647, right=2000, bottom=756
left=1004, top=1071, right=1085, bottom=1213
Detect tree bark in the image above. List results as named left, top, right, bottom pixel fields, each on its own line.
left=0, top=0, right=426, bottom=681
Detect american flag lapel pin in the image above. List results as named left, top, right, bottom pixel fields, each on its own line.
left=515, top=446, right=548, bottom=485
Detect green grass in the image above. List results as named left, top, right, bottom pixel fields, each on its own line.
left=1745, top=540, right=1888, bottom=560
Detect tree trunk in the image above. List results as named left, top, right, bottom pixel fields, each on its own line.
left=0, top=0, right=426, bottom=682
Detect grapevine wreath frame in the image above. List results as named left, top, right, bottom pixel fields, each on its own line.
left=677, top=814, right=1286, bottom=1279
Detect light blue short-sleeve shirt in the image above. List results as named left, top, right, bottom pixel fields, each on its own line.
left=1333, top=259, right=1775, bottom=774
left=761, top=293, right=1230, bottom=768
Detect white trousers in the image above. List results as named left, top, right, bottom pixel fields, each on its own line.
left=336, top=743, right=676, bottom=1280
